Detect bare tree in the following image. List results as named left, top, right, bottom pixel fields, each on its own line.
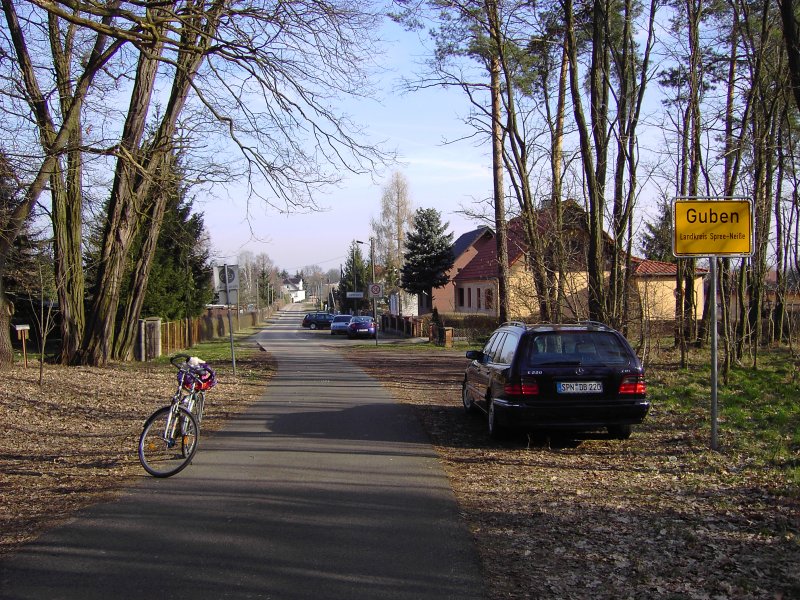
left=738, top=0, right=790, bottom=368
left=486, top=0, right=511, bottom=323
left=563, top=0, right=606, bottom=322
left=1, top=0, right=392, bottom=366
left=0, top=0, right=124, bottom=365
left=606, top=0, right=659, bottom=332
left=779, top=0, right=800, bottom=112
left=371, top=171, right=414, bottom=293
left=394, top=0, right=512, bottom=321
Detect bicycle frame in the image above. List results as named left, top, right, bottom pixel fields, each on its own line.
left=175, top=371, right=205, bottom=425
left=160, top=403, right=182, bottom=447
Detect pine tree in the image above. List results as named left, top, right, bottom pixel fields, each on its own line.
left=400, top=208, right=455, bottom=296
left=138, top=197, right=213, bottom=321
left=640, top=200, right=675, bottom=263
left=337, top=241, right=370, bottom=313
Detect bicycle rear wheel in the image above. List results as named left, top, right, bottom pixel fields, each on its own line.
left=138, top=405, right=199, bottom=478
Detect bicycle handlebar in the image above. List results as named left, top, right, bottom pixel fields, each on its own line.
left=170, top=354, right=215, bottom=376
left=170, top=354, right=217, bottom=391
left=170, top=354, right=192, bottom=369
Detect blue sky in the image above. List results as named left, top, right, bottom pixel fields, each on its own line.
left=201, top=18, right=495, bottom=274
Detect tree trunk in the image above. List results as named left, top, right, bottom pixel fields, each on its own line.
left=48, top=13, right=86, bottom=364
left=608, top=0, right=632, bottom=329
left=779, top=0, right=800, bottom=112
left=721, top=3, right=743, bottom=376
left=487, top=0, right=510, bottom=323
left=552, top=42, right=569, bottom=322
left=773, top=124, right=787, bottom=342
left=0, top=278, right=13, bottom=365
left=566, top=0, right=606, bottom=322
left=498, top=19, right=553, bottom=321
left=114, top=156, right=171, bottom=360
left=80, top=3, right=217, bottom=365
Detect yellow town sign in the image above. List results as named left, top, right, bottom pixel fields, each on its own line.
left=672, top=198, right=753, bottom=257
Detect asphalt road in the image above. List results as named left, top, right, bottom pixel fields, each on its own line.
left=0, top=305, right=486, bottom=600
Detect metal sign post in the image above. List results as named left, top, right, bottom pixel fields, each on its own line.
left=369, top=283, right=383, bottom=347
left=672, top=196, right=753, bottom=450
left=215, top=264, right=239, bottom=376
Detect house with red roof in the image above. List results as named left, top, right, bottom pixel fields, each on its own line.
left=629, top=257, right=706, bottom=321
left=427, top=226, right=492, bottom=313
left=435, top=205, right=705, bottom=322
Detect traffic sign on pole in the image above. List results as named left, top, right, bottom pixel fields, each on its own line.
left=672, top=198, right=753, bottom=257
left=213, top=264, right=239, bottom=291
left=672, top=196, right=753, bottom=452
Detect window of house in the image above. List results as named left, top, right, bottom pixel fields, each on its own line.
left=477, top=288, right=482, bottom=309
left=467, top=288, right=472, bottom=308
left=485, top=288, right=494, bottom=310
left=458, top=287, right=465, bottom=307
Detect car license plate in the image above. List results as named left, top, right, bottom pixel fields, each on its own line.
left=557, top=381, right=602, bottom=393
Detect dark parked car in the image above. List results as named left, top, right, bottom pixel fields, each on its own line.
left=346, top=316, right=377, bottom=339
left=462, top=321, right=649, bottom=439
left=330, top=315, right=352, bottom=335
left=302, top=312, right=334, bottom=329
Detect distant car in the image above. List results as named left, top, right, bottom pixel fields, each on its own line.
left=462, top=321, right=649, bottom=439
left=330, top=315, right=352, bottom=335
left=302, top=312, right=333, bottom=330
left=347, top=316, right=377, bottom=339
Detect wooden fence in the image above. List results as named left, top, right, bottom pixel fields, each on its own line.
left=380, top=314, right=427, bottom=338
left=137, top=303, right=283, bottom=361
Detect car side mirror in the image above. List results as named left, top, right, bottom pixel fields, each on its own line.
left=465, top=350, right=483, bottom=361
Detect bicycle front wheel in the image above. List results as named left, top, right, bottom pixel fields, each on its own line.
left=138, top=405, right=199, bottom=478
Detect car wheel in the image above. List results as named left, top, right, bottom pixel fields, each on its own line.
left=488, top=399, right=506, bottom=439
left=310, top=323, right=317, bottom=330
left=462, top=382, right=476, bottom=414
left=608, top=424, right=632, bottom=440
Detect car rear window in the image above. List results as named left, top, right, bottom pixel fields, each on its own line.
left=333, top=316, right=351, bottom=323
left=521, top=331, right=632, bottom=367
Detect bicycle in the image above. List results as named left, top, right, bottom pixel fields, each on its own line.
left=138, top=354, right=217, bottom=478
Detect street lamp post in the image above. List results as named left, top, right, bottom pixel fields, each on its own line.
left=357, top=238, right=378, bottom=345
left=352, top=243, right=359, bottom=313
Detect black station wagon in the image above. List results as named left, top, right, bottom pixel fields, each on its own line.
left=301, top=312, right=334, bottom=329
left=462, top=321, right=649, bottom=439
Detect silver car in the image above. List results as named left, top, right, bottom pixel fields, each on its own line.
left=330, top=315, right=352, bottom=335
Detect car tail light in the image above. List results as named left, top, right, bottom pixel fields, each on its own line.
left=504, top=380, right=539, bottom=396
left=618, top=376, right=646, bottom=395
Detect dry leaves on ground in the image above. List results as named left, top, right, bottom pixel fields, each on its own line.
left=347, top=347, right=800, bottom=600
left=0, top=354, right=275, bottom=557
